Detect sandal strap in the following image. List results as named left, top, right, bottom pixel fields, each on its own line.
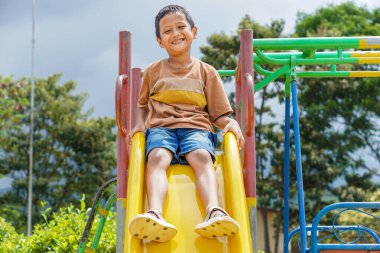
left=146, top=209, right=163, bottom=220
left=205, top=206, right=228, bottom=221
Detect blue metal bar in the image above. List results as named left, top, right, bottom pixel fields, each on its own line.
left=283, top=97, right=291, bottom=253
left=289, top=225, right=380, bottom=246
left=310, top=202, right=380, bottom=253
left=291, top=80, right=307, bottom=253
left=318, top=244, right=380, bottom=251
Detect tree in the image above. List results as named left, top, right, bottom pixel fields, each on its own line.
left=201, top=15, right=286, bottom=253
left=294, top=1, right=380, bottom=207
left=0, top=74, right=116, bottom=232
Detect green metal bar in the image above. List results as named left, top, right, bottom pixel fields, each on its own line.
left=255, top=48, right=370, bottom=66
left=253, top=37, right=380, bottom=50
left=297, top=71, right=350, bottom=78
left=255, top=49, right=288, bottom=65
left=218, top=69, right=236, bottom=77
left=78, top=178, right=117, bottom=253
left=216, top=69, right=380, bottom=82
left=296, top=57, right=360, bottom=65
left=254, top=51, right=380, bottom=63
left=302, top=49, right=316, bottom=58
left=297, top=71, right=380, bottom=78
left=255, top=70, right=380, bottom=79
left=78, top=242, right=86, bottom=253
left=285, top=73, right=291, bottom=97
left=255, top=49, right=380, bottom=66
left=254, top=65, right=290, bottom=92
left=215, top=37, right=380, bottom=91
left=91, top=193, right=117, bottom=250
left=253, top=51, right=353, bottom=63
left=254, top=63, right=273, bottom=76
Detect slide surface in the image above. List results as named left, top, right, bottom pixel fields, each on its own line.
left=124, top=132, right=252, bottom=253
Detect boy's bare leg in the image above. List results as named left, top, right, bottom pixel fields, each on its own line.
left=185, top=149, right=221, bottom=215
left=129, top=147, right=177, bottom=242
left=187, top=149, right=240, bottom=238
left=146, top=148, right=173, bottom=214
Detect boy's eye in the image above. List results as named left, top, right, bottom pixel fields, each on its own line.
left=164, top=30, right=171, bottom=34
left=178, top=26, right=186, bottom=29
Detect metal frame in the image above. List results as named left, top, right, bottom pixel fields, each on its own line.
left=77, top=177, right=117, bottom=253
left=218, top=35, right=380, bottom=253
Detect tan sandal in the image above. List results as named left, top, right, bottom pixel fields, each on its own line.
left=129, top=210, right=177, bottom=242
left=194, top=206, right=239, bottom=239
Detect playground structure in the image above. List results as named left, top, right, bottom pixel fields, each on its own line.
left=78, top=30, right=380, bottom=253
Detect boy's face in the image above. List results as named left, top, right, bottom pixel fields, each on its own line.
left=156, top=12, right=197, bottom=57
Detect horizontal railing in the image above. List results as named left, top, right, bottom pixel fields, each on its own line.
left=253, top=36, right=380, bottom=50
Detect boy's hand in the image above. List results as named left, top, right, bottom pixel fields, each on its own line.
left=128, top=123, right=146, bottom=144
left=222, top=119, right=245, bottom=149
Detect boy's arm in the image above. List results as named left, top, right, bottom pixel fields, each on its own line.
left=128, top=107, right=147, bottom=144
left=214, top=115, right=245, bottom=149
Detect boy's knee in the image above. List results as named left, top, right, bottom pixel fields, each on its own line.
left=148, top=148, right=173, bottom=165
left=186, top=149, right=212, bottom=163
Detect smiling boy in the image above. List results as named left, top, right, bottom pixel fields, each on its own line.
left=128, top=5, right=244, bottom=243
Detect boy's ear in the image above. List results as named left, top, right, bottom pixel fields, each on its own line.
left=156, top=37, right=164, bottom=48
left=192, top=25, right=198, bottom=39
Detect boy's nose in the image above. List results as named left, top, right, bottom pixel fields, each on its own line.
left=172, top=28, right=180, bottom=36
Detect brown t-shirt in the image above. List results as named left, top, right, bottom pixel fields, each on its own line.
left=138, top=58, right=232, bottom=132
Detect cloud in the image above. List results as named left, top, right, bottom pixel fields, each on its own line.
left=1, top=0, right=379, bottom=118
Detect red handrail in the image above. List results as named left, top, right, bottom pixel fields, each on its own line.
left=245, top=73, right=254, bottom=136
left=115, top=74, right=128, bottom=137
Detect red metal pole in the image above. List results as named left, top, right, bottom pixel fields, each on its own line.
left=240, top=29, right=256, bottom=199
left=239, top=29, right=257, bottom=253
left=235, top=69, right=241, bottom=129
left=116, top=31, right=132, bottom=253
left=117, top=31, right=131, bottom=203
left=119, top=32, right=131, bottom=76
left=131, top=68, right=142, bottom=128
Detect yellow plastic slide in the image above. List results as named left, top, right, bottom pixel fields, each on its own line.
left=123, top=132, right=253, bottom=253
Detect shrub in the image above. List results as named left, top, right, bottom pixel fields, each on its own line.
left=0, top=197, right=116, bottom=252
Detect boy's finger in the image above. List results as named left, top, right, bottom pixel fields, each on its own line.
left=222, top=124, right=231, bottom=135
left=128, top=132, right=133, bottom=144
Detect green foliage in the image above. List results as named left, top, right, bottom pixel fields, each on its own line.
left=295, top=2, right=380, bottom=212
left=0, top=198, right=116, bottom=252
left=0, top=78, right=28, bottom=177
left=0, top=75, right=116, bottom=232
left=0, top=217, right=20, bottom=250
left=200, top=15, right=285, bottom=72
left=295, top=2, right=380, bottom=37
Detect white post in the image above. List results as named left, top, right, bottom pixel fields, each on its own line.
left=27, top=0, right=36, bottom=237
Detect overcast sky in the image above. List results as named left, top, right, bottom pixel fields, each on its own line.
left=1, top=0, right=379, bottom=118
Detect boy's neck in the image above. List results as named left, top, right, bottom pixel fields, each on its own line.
left=167, top=54, right=193, bottom=67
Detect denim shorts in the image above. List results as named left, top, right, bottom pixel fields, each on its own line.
left=145, top=128, right=217, bottom=165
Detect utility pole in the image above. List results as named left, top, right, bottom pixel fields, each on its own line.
left=27, top=0, right=36, bottom=236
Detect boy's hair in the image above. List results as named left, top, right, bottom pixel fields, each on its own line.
left=155, top=5, right=195, bottom=38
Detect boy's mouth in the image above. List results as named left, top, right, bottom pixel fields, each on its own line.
left=171, top=38, right=185, bottom=45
